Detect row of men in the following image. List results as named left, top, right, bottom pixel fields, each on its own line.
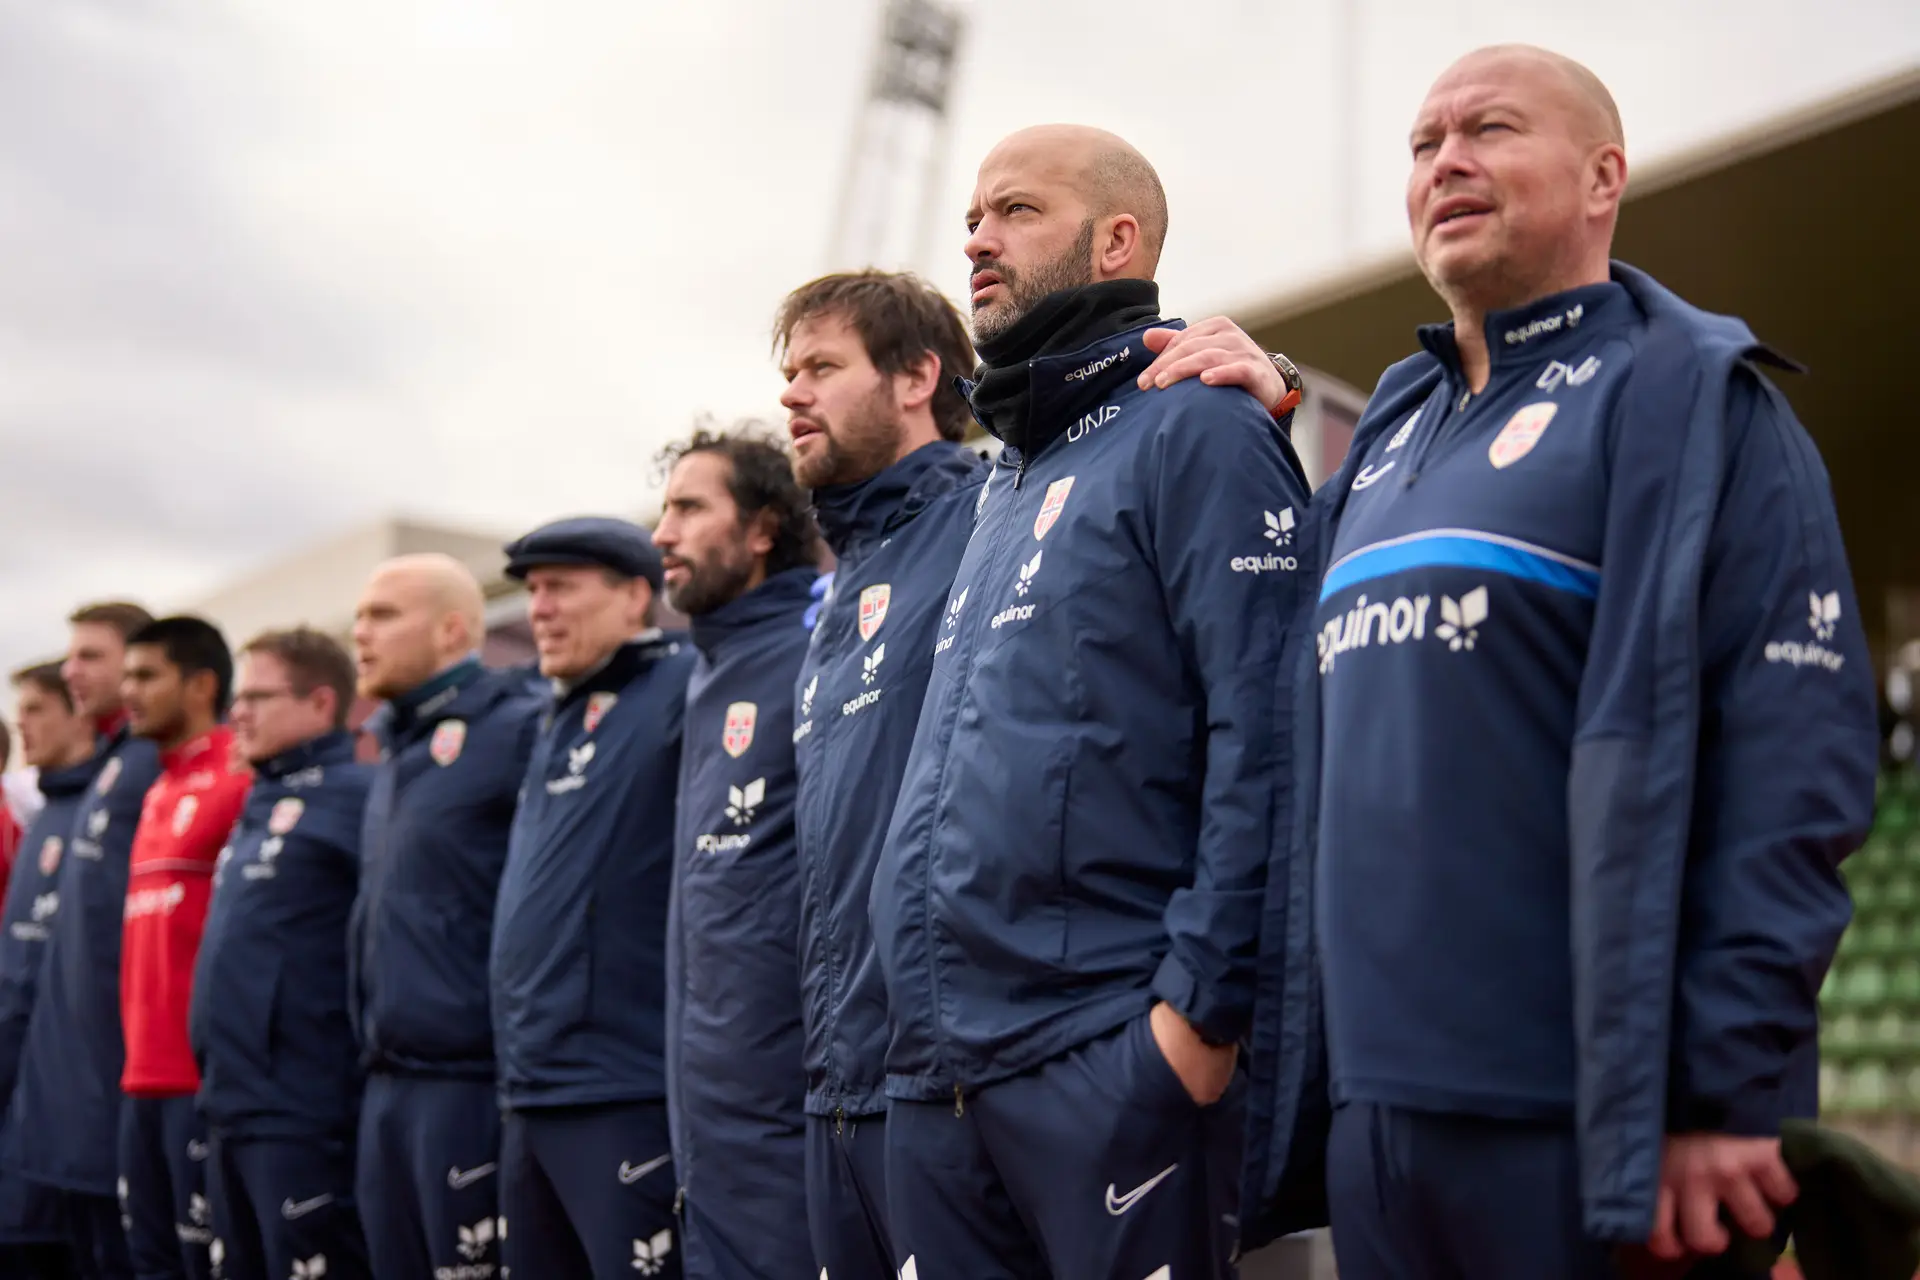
left=0, top=39, right=1885, bottom=1280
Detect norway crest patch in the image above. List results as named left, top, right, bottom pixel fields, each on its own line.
left=269, top=798, right=305, bottom=836
left=172, top=795, right=199, bottom=838
left=1034, top=476, right=1075, bottom=539
left=723, top=702, right=757, bottom=758
left=96, top=757, right=122, bottom=795
left=430, top=719, right=467, bottom=767
left=858, top=584, right=891, bottom=642
left=584, top=691, right=618, bottom=734
left=1489, top=402, right=1558, bottom=469
left=39, top=837, right=61, bottom=877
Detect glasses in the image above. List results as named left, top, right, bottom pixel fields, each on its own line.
left=231, top=688, right=299, bottom=709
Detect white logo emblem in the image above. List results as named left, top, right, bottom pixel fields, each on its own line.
left=1351, top=461, right=1396, bottom=491
left=1536, top=355, right=1601, bottom=392
left=97, top=757, right=122, bottom=794
left=946, top=587, right=968, bottom=628
left=291, top=1255, right=327, bottom=1280
left=1067, top=403, right=1120, bottom=442
left=1105, top=1164, right=1179, bottom=1215
left=1434, top=587, right=1490, bottom=651
left=447, top=1163, right=496, bottom=1190
left=456, top=1216, right=496, bottom=1261
left=282, top=1194, right=335, bottom=1220
left=1766, top=590, right=1847, bottom=672
left=88, top=808, right=109, bottom=839
left=900, top=1259, right=917, bottom=1280
left=726, top=779, right=766, bottom=827
left=1503, top=302, right=1583, bottom=346
left=1810, top=590, right=1841, bottom=641
left=1235, top=508, right=1300, bottom=575
left=1263, top=508, right=1295, bottom=545
left=800, top=675, right=817, bottom=717
left=584, top=691, right=618, bottom=734
left=30, top=892, right=58, bottom=923
left=631, top=1229, right=674, bottom=1275
left=618, top=1154, right=672, bottom=1185
left=190, top=1193, right=211, bottom=1226
left=268, top=798, right=304, bottom=836
left=187, top=1139, right=209, bottom=1162
left=171, top=795, right=199, bottom=838
left=862, top=643, right=887, bottom=685
left=1014, top=550, right=1043, bottom=597
left=1386, top=412, right=1419, bottom=451
left=547, top=741, right=595, bottom=794
left=1488, top=402, right=1559, bottom=469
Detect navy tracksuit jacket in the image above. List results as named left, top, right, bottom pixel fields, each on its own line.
left=348, top=660, right=544, bottom=1280
left=1240, top=265, right=1878, bottom=1271
left=793, top=441, right=986, bottom=1279
left=0, top=755, right=105, bottom=1244
left=191, top=731, right=372, bottom=1280
left=4, top=728, right=162, bottom=1205
left=873, top=290, right=1314, bottom=1279
left=493, top=633, right=694, bottom=1279
left=667, top=567, right=818, bottom=1279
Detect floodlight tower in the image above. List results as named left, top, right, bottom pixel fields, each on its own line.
left=826, top=0, right=967, bottom=277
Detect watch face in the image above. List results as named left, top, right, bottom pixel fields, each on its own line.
left=1270, top=351, right=1303, bottom=391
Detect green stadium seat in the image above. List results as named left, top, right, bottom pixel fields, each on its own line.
left=1885, top=876, right=1919, bottom=915
left=1851, top=1061, right=1895, bottom=1114
left=1825, top=1011, right=1866, bottom=1060
left=1891, top=959, right=1920, bottom=1007
left=1862, top=917, right=1903, bottom=957
left=1844, top=961, right=1889, bottom=1006
left=1821, top=1060, right=1848, bottom=1111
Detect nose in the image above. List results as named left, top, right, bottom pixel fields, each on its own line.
left=964, top=225, right=998, bottom=271
left=528, top=589, right=558, bottom=622
left=779, top=379, right=810, bottom=413
left=1427, top=130, right=1476, bottom=185
left=653, top=516, right=680, bottom=553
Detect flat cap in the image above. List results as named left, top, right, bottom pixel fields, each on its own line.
left=503, top=516, right=663, bottom=589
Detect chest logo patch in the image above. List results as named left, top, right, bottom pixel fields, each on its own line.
left=1489, top=401, right=1559, bottom=470
left=430, top=719, right=467, bottom=767
left=269, top=797, right=304, bottom=836
left=858, top=584, right=891, bottom=642
left=1034, top=476, right=1075, bottom=540
left=584, top=691, right=618, bottom=734
left=172, top=795, right=199, bottom=838
left=39, top=837, right=61, bottom=877
left=96, top=757, right=122, bottom=795
left=723, top=702, right=757, bottom=758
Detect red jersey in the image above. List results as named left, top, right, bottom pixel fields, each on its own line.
left=121, top=727, right=250, bottom=1096
left=0, top=803, right=19, bottom=907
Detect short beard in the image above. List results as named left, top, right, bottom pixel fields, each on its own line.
left=793, top=376, right=905, bottom=490
left=666, top=540, right=761, bottom=617
left=971, top=217, right=1097, bottom=345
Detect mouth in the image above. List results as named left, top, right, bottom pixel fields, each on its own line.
left=1429, top=196, right=1494, bottom=233
left=970, top=269, right=1003, bottom=305
left=661, top=560, right=690, bottom=587
left=789, top=418, right=824, bottom=448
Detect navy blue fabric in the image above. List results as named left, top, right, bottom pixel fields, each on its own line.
left=193, top=733, right=371, bottom=1141
left=666, top=567, right=816, bottom=1278
left=794, top=441, right=987, bottom=1121
left=353, top=1073, right=500, bottom=1280
left=493, top=634, right=694, bottom=1109
left=0, top=1241, right=76, bottom=1279
left=872, top=317, right=1313, bottom=1100
left=805, top=1115, right=891, bottom=1280
left=1326, top=1104, right=1615, bottom=1280
left=499, top=1103, right=677, bottom=1280
left=117, top=1095, right=212, bottom=1280
left=0, top=757, right=104, bottom=1244
left=885, top=1015, right=1244, bottom=1280
left=1243, top=262, right=1880, bottom=1249
left=348, top=662, right=544, bottom=1078
left=4, top=729, right=161, bottom=1197
left=1314, top=282, right=1641, bottom=1117
left=503, top=515, right=664, bottom=590
left=205, top=1133, right=368, bottom=1280
left=62, top=1192, right=131, bottom=1280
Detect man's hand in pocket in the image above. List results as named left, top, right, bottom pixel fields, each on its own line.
left=1148, top=1001, right=1237, bottom=1105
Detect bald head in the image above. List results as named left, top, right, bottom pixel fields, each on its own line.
left=965, top=124, right=1168, bottom=342
left=352, top=553, right=488, bottom=700
left=1406, top=43, right=1629, bottom=321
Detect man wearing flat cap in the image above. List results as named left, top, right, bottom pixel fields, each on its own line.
left=489, top=516, right=698, bottom=1280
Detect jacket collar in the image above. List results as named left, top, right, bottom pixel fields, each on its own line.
left=553, top=632, right=683, bottom=709
left=1416, top=279, right=1634, bottom=377
left=35, top=753, right=103, bottom=798
left=161, top=725, right=235, bottom=777
left=367, top=656, right=490, bottom=749
left=255, top=730, right=356, bottom=781
left=812, top=441, right=984, bottom=559
left=689, top=567, right=819, bottom=661
left=960, top=320, right=1180, bottom=471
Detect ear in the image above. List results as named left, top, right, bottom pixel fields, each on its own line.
left=309, top=684, right=340, bottom=728
left=186, top=668, right=219, bottom=710
left=1095, top=214, right=1143, bottom=279
left=1588, top=144, right=1628, bottom=217
left=893, top=350, right=942, bottom=415
left=744, top=508, right=779, bottom=561
left=630, top=578, right=656, bottom=629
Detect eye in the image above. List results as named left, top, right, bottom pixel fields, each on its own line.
left=1411, top=138, right=1438, bottom=157
left=1478, top=121, right=1511, bottom=135
left=1007, top=202, right=1033, bottom=215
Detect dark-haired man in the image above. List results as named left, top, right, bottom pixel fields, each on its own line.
left=0, top=663, right=102, bottom=1279
left=655, top=427, right=824, bottom=1278
left=773, top=269, right=987, bottom=1280
left=4, top=600, right=162, bottom=1280
left=193, top=628, right=374, bottom=1280
left=119, top=616, right=251, bottom=1280
left=492, top=518, right=696, bottom=1280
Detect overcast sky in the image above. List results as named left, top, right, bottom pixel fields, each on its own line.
left=1, top=0, right=1915, bottom=672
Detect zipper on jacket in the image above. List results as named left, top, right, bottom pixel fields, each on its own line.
left=833, top=1105, right=845, bottom=1136
left=1405, top=384, right=1473, bottom=487
left=953, top=1084, right=965, bottom=1118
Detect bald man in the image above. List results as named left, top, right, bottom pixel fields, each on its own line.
left=869, top=125, right=1315, bottom=1279
left=346, top=555, right=546, bottom=1280
left=1147, top=46, right=1878, bottom=1276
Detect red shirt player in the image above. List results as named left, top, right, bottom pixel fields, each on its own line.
left=119, top=617, right=249, bottom=1277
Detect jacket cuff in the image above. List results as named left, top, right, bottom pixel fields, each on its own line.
left=1666, top=1086, right=1786, bottom=1138
left=1150, top=952, right=1247, bottom=1047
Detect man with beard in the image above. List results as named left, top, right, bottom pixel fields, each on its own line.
left=491, top=519, right=695, bottom=1280
left=1142, top=46, right=1878, bottom=1276
left=654, top=427, right=824, bottom=1278
left=118, top=617, right=251, bottom=1280
left=0, top=663, right=103, bottom=1280
left=773, top=269, right=984, bottom=1280
left=349, top=555, right=544, bottom=1280
left=871, top=126, right=1316, bottom=1280
left=192, top=628, right=373, bottom=1280
left=4, top=601, right=161, bottom=1280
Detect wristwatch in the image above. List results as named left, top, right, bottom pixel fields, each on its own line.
left=1266, top=351, right=1304, bottom=418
